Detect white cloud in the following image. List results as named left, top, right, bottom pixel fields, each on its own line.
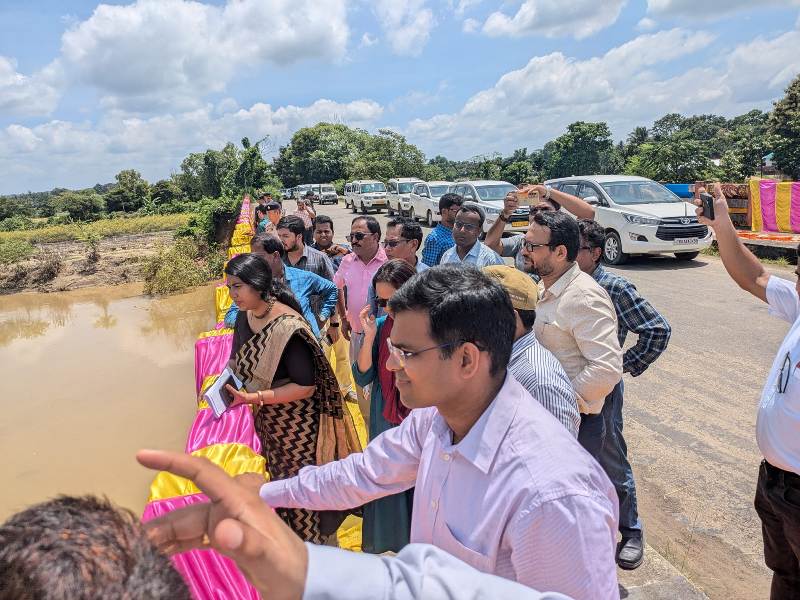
left=0, top=57, right=63, bottom=117
left=373, top=0, right=437, bottom=56
left=462, top=18, right=480, bottom=33
left=452, top=0, right=483, bottom=16
left=482, top=0, right=628, bottom=39
left=360, top=33, right=378, bottom=48
left=405, top=27, right=800, bottom=159
left=636, top=17, right=658, bottom=31
left=646, top=0, right=800, bottom=17
left=60, top=0, right=349, bottom=112
left=0, top=98, right=383, bottom=193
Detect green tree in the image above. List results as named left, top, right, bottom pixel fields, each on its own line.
left=0, top=196, right=22, bottom=220
left=630, top=132, right=717, bottom=181
left=769, top=74, right=800, bottom=179
left=720, top=110, right=770, bottom=179
left=502, top=161, right=534, bottom=185
left=545, top=121, right=617, bottom=178
left=105, top=169, right=151, bottom=212
left=56, top=191, right=106, bottom=222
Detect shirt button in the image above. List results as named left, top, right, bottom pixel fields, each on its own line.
left=441, top=453, right=451, bottom=462
left=431, top=500, right=438, bottom=510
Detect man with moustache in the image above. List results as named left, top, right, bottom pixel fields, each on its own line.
left=439, top=203, right=503, bottom=268
left=258, top=266, right=620, bottom=600
left=520, top=211, right=622, bottom=459
left=334, top=216, right=387, bottom=423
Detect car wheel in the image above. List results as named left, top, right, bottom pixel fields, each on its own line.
left=426, top=210, right=434, bottom=227
left=388, top=204, right=395, bottom=216
left=360, top=201, right=368, bottom=214
left=674, top=251, right=699, bottom=261
left=603, top=231, right=628, bottom=265
left=351, top=200, right=357, bottom=213
left=408, top=207, right=415, bottom=221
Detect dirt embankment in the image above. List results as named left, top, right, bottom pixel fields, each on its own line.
left=0, top=231, right=176, bottom=295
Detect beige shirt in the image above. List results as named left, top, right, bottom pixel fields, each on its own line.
left=534, top=263, right=622, bottom=414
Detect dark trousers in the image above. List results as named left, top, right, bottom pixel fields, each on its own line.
left=755, top=460, right=800, bottom=599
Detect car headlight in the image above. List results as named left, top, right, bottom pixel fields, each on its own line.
left=622, top=213, right=660, bottom=226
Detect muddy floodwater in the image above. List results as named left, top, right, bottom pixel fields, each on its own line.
left=0, top=283, right=217, bottom=521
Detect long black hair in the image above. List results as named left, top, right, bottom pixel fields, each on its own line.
left=224, top=253, right=302, bottom=315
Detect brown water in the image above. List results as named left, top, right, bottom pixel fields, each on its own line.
left=0, top=283, right=217, bottom=521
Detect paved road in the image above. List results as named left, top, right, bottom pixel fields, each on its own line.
left=309, top=200, right=785, bottom=599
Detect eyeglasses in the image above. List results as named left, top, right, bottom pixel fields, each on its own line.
left=382, top=238, right=411, bottom=248
left=386, top=338, right=462, bottom=369
left=777, top=352, right=794, bottom=394
left=376, top=298, right=389, bottom=308
left=453, top=220, right=480, bottom=232
left=523, top=241, right=553, bottom=252
left=347, top=232, right=375, bottom=242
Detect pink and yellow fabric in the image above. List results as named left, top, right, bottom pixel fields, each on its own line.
left=142, top=194, right=362, bottom=599
left=749, top=179, right=800, bottom=233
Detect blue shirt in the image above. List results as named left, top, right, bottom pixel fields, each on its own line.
left=224, top=266, right=338, bottom=338
left=440, top=241, right=504, bottom=268
left=421, top=224, right=454, bottom=266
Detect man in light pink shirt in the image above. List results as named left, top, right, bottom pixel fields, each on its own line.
left=262, top=266, right=619, bottom=599
left=334, top=215, right=387, bottom=422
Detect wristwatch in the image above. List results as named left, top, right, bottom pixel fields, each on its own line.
left=498, top=213, right=510, bottom=223
left=544, top=185, right=552, bottom=200
left=330, top=322, right=340, bottom=328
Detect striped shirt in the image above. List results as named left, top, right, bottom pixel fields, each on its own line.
left=261, top=374, right=619, bottom=599
left=509, top=330, right=579, bottom=437
left=421, top=224, right=454, bottom=266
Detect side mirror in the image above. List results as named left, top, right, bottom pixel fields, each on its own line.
left=584, top=195, right=600, bottom=206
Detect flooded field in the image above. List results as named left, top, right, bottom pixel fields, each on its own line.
left=0, top=283, right=217, bottom=521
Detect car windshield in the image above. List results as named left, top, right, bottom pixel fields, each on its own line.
left=475, top=184, right=517, bottom=201
left=600, top=181, right=683, bottom=205
left=429, top=185, right=449, bottom=197
left=360, top=183, right=386, bottom=193
left=398, top=182, right=416, bottom=193
left=321, top=186, right=335, bottom=193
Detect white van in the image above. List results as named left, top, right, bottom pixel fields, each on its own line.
left=344, top=180, right=388, bottom=214
left=387, top=177, right=423, bottom=216
left=409, top=181, right=453, bottom=226
left=545, top=175, right=713, bottom=264
left=449, top=180, right=527, bottom=233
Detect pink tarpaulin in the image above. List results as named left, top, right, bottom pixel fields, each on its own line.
left=142, top=494, right=259, bottom=600
left=194, top=333, right=233, bottom=395
left=792, top=183, right=800, bottom=233
left=185, top=406, right=261, bottom=455
left=760, top=180, right=778, bottom=232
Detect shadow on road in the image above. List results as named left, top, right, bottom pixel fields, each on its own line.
left=609, top=255, right=709, bottom=272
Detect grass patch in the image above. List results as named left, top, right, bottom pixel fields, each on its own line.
left=0, top=239, right=35, bottom=264
left=0, top=214, right=191, bottom=244
left=702, top=241, right=793, bottom=266
left=142, top=238, right=218, bottom=295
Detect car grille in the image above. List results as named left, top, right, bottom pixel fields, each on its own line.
left=655, top=219, right=708, bottom=241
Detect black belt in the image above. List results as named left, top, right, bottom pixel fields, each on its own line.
left=763, top=460, right=800, bottom=484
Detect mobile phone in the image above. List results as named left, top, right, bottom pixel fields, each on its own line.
left=219, top=373, right=243, bottom=407
left=700, top=192, right=715, bottom=221
left=515, top=189, right=539, bottom=207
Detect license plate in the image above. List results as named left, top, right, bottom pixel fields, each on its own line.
left=675, top=237, right=698, bottom=245
left=511, top=221, right=527, bottom=228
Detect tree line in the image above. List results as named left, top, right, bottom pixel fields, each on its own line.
left=2, top=73, right=799, bottom=232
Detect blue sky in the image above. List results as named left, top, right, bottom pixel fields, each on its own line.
left=1, top=0, right=799, bottom=194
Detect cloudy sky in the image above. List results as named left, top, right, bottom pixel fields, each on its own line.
left=1, top=0, right=799, bottom=194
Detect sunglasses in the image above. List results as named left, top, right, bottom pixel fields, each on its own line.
left=376, top=298, right=389, bottom=308
left=347, top=232, right=375, bottom=242
left=453, top=221, right=480, bottom=232
left=382, top=238, right=411, bottom=248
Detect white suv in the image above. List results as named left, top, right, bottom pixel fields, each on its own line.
left=387, top=178, right=423, bottom=217
left=409, top=181, right=453, bottom=226
left=449, top=180, right=528, bottom=232
left=545, top=175, right=713, bottom=264
left=344, top=180, right=388, bottom=214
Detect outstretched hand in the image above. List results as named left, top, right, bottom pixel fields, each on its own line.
left=136, top=449, right=308, bottom=600
left=693, top=182, right=729, bottom=228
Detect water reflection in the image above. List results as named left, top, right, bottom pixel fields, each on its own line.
left=0, top=283, right=218, bottom=521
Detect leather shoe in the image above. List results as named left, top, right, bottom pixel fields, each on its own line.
left=616, top=536, right=644, bottom=570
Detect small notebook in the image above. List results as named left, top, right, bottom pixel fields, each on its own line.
left=203, top=367, right=244, bottom=418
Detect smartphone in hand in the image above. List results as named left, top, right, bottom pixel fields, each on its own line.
left=700, top=192, right=715, bottom=221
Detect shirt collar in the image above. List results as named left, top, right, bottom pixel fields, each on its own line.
left=433, top=374, right=521, bottom=474
left=357, top=245, right=387, bottom=266
left=545, top=262, right=581, bottom=298
left=591, top=263, right=606, bottom=282
left=462, top=240, right=481, bottom=260
left=510, top=329, right=538, bottom=360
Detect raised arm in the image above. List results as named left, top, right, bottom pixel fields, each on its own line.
left=485, top=193, right=519, bottom=254
left=696, top=183, right=769, bottom=303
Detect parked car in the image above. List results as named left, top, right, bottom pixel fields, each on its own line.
left=310, top=183, right=338, bottom=205
left=344, top=180, right=388, bottom=213
left=544, top=175, right=713, bottom=264
left=409, top=181, right=453, bottom=226
left=387, top=178, right=423, bottom=216
left=449, top=180, right=528, bottom=233
left=293, top=184, right=314, bottom=201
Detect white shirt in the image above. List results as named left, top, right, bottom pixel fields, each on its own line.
left=758, top=276, right=800, bottom=474
left=304, top=543, right=573, bottom=600
left=262, top=375, right=619, bottom=599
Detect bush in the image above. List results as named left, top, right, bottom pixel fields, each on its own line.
left=0, top=214, right=190, bottom=244
left=31, top=249, right=62, bottom=283
left=0, top=215, right=36, bottom=232
left=0, top=239, right=35, bottom=264
left=175, top=195, right=240, bottom=245
left=142, top=238, right=212, bottom=295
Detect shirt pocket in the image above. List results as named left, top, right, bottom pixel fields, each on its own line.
left=435, top=520, right=493, bottom=574
left=538, top=321, right=573, bottom=351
